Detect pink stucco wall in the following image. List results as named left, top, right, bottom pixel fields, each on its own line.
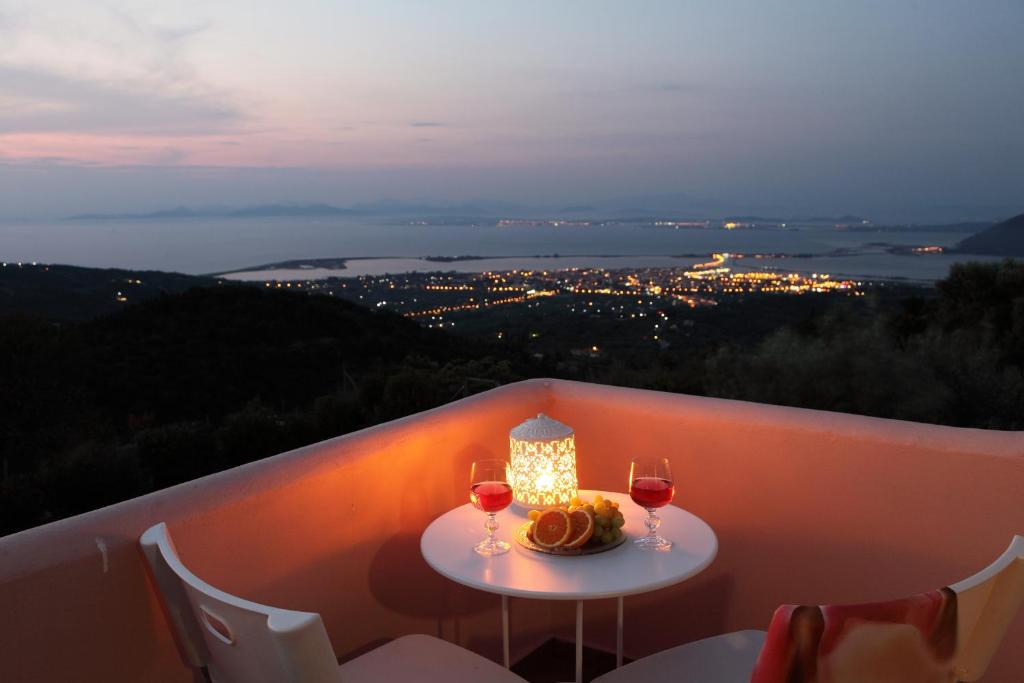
left=1, top=379, right=1022, bottom=681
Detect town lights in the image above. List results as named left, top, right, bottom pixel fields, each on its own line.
left=507, top=413, right=578, bottom=508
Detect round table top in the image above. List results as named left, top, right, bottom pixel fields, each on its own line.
left=420, top=489, right=718, bottom=601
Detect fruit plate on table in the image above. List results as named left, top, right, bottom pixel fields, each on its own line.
left=516, top=493, right=628, bottom=556
left=514, top=522, right=627, bottom=556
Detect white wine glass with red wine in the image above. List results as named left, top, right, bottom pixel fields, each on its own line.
left=629, top=457, right=675, bottom=551
left=469, top=459, right=513, bottom=556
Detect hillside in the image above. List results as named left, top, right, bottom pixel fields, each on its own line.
left=0, top=285, right=527, bottom=534
left=0, top=263, right=219, bottom=321
left=955, top=213, right=1024, bottom=256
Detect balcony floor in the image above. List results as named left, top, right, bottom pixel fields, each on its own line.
left=512, top=639, right=631, bottom=683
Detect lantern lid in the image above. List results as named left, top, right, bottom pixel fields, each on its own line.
left=510, top=413, right=573, bottom=441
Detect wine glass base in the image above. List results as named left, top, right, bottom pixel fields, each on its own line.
left=634, top=535, right=673, bottom=552
left=474, top=538, right=511, bottom=556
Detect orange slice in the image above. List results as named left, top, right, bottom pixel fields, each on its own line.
left=533, top=509, right=572, bottom=548
left=563, top=509, right=595, bottom=548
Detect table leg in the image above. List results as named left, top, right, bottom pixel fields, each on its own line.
left=575, top=600, right=583, bottom=683
left=502, top=595, right=510, bottom=669
left=616, top=595, right=624, bottom=668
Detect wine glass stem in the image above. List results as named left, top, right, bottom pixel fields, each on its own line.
left=645, top=508, right=660, bottom=537
left=485, top=512, right=499, bottom=543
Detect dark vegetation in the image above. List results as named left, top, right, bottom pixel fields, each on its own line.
left=0, top=287, right=532, bottom=534
left=1, top=260, right=1022, bottom=535
left=704, top=261, right=1024, bottom=427
left=0, top=263, right=219, bottom=321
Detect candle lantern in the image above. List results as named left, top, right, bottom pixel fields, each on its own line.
left=508, top=413, right=578, bottom=507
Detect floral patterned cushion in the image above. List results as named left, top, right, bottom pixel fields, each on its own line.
left=750, top=588, right=958, bottom=683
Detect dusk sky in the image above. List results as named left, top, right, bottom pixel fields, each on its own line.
left=1, top=1, right=1022, bottom=220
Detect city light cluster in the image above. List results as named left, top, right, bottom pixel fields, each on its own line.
left=252, top=260, right=864, bottom=332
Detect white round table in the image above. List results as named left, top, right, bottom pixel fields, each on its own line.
left=420, top=490, right=717, bottom=683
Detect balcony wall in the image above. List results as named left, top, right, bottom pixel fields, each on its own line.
left=1, top=378, right=1022, bottom=682
left=544, top=380, right=1024, bottom=679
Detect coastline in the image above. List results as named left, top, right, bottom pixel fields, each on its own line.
left=215, top=248, right=1001, bottom=284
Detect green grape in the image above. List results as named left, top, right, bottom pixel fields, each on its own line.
left=600, top=531, right=613, bottom=544
left=612, top=516, right=625, bottom=528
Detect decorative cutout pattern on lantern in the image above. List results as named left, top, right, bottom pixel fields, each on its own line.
left=508, top=413, right=578, bottom=507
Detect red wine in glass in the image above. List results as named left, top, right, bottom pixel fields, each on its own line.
left=471, top=481, right=514, bottom=513
left=629, top=477, right=675, bottom=508
left=470, top=460, right=512, bottom=556
left=629, top=458, right=675, bottom=551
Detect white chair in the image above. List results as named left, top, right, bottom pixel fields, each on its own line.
left=140, top=522, right=528, bottom=683
left=593, top=536, right=1024, bottom=683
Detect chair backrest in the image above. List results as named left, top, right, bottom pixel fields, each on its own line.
left=949, top=535, right=1024, bottom=681
left=140, top=522, right=340, bottom=683
left=750, top=535, right=1024, bottom=683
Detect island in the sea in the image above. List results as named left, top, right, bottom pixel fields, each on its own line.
left=955, top=213, right=1024, bottom=256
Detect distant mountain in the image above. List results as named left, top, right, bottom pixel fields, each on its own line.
left=226, top=203, right=357, bottom=218
left=66, top=199, right=538, bottom=221
left=954, top=213, right=1024, bottom=256
left=346, top=198, right=527, bottom=216
left=63, top=197, right=1008, bottom=228
left=68, top=203, right=358, bottom=221
left=588, top=193, right=738, bottom=216
left=839, top=221, right=991, bottom=233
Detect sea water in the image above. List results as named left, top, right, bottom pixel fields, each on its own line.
left=0, top=216, right=998, bottom=281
